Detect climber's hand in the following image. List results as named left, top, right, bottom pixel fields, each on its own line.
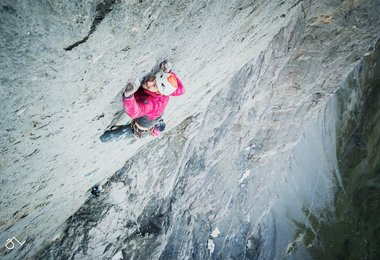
left=160, top=60, right=172, bottom=73
left=123, top=82, right=138, bottom=97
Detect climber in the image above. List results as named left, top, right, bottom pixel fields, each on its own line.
left=100, top=61, right=185, bottom=142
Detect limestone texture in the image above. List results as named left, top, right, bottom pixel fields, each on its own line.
left=0, top=0, right=379, bottom=259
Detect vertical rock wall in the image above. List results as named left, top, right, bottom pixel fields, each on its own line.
left=1, top=0, right=379, bottom=259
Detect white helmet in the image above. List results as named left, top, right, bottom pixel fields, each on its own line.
left=155, top=72, right=178, bottom=96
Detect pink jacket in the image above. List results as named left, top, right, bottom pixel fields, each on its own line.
left=123, top=71, right=185, bottom=120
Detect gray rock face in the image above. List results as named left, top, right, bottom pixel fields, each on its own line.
left=0, top=0, right=379, bottom=259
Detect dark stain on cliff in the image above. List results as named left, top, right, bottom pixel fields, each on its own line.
left=64, top=0, right=118, bottom=51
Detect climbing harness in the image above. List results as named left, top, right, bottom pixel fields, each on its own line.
left=131, top=119, right=154, bottom=139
